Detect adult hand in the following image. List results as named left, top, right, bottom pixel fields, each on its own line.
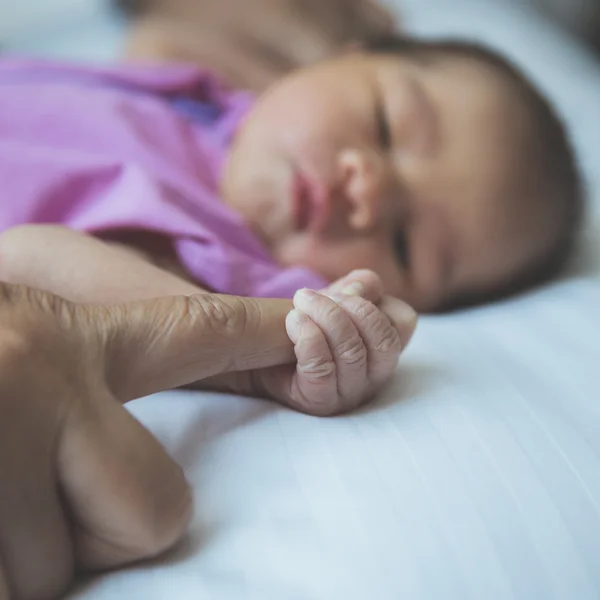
left=0, top=283, right=298, bottom=600
left=0, top=227, right=417, bottom=420
left=123, top=0, right=398, bottom=91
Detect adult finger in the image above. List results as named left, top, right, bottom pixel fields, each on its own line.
left=0, top=286, right=194, bottom=598
left=84, top=294, right=296, bottom=402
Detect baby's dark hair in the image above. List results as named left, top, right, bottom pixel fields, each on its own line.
left=365, top=35, right=584, bottom=310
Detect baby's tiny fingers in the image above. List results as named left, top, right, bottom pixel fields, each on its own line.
left=285, top=309, right=340, bottom=415
left=293, top=288, right=367, bottom=404
left=331, top=295, right=400, bottom=385
left=321, top=269, right=383, bottom=304
left=377, top=296, right=418, bottom=349
left=334, top=295, right=417, bottom=387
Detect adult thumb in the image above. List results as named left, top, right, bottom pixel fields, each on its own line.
left=90, top=294, right=296, bottom=402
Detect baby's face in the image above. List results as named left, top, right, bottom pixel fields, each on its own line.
left=222, top=50, right=544, bottom=311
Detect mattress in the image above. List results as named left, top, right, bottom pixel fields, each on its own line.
left=5, top=1, right=600, bottom=598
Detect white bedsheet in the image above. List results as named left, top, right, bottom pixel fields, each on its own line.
left=5, top=1, right=599, bottom=598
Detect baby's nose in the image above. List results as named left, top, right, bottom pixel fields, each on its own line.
left=337, top=148, right=386, bottom=231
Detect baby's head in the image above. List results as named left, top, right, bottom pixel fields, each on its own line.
left=221, top=35, right=583, bottom=312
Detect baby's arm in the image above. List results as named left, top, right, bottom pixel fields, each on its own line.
left=0, top=224, right=299, bottom=383
left=0, top=225, right=205, bottom=304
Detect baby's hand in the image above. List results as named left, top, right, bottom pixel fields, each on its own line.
left=258, top=271, right=418, bottom=416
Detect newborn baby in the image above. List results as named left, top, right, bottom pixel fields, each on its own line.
left=223, top=37, right=583, bottom=311
left=0, top=36, right=583, bottom=412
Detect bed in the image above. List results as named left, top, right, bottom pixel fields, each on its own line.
left=4, top=0, right=600, bottom=598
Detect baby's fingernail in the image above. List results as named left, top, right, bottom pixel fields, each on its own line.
left=286, top=309, right=306, bottom=342
left=294, top=288, right=317, bottom=311
left=341, top=282, right=365, bottom=297
left=397, top=302, right=418, bottom=328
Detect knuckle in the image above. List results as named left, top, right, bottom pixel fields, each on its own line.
left=185, top=294, right=246, bottom=339
left=348, top=296, right=379, bottom=321
left=299, top=355, right=335, bottom=380
left=334, top=336, right=367, bottom=368
left=345, top=298, right=401, bottom=354
left=319, top=298, right=345, bottom=323
left=373, top=326, right=401, bottom=354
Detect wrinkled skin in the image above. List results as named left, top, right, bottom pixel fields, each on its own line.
left=0, top=270, right=415, bottom=599
left=0, top=225, right=417, bottom=417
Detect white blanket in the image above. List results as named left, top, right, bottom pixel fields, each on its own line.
left=6, top=1, right=600, bottom=598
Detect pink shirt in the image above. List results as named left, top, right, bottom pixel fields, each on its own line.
left=0, top=58, right=327, bottom=297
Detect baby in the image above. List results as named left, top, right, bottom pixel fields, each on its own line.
left=223, top=36, right=583, bottom=312
left=0, top=35, right=583, bottom=411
